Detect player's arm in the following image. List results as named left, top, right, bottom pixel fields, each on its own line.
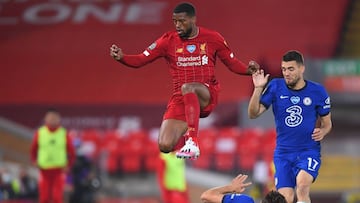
left=248, top=69, right=269, bottom=119
left=312, top=113, right=332, bottom=141
left=110, top=33, right=168, bottom=68
left=215, top=34, right=259, bottom=75
left=110, top=44, right=161, bottom=68
left=30, top=131, right=39, bottom=165
left=66, top=132, right=76, bottom=167
left=200, top=174, right=251, bottom=203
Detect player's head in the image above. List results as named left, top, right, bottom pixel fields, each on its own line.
left=44, top=108, right=61, bottom=128
left=261, top=190, right=287, bottom=203
left=172, top=2, right=197, bottom=39
left=281, top=50, right=305, bottom=88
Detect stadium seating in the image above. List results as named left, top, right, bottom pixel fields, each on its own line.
left=197, top=128, right=218, bottom=155
left=101, top=130, right=123, bottom=174
left=260, top=128, right=277, bottom=163
left=119, top=130, right=148, bottom=173
left=191, top=128, right=218, bottom=170
left=237, top=128, right=263, bottom=171
left=80, top=129, right=102, bottom=160
left=143, top=138, right=160, bottom=172
left=213, top=127, right=240, bottom=172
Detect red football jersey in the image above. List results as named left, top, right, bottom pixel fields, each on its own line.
left=120, top=27, right=248, bottom=94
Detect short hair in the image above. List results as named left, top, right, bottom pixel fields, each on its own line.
left=46, top=108, right=60, bottom=115
left=282, top=50, right=304, bottom=65
left=261, top=191, right=287, bottom=203
left=173, top=2, right=196, bottom=17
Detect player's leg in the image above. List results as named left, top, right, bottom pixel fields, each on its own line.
left=158, top=119, right=188, bottom=153
left=295, top=151, right=321, bottom=203
left=52, top=172, right=65, bottom=203
left=295, top=170, right=313, bottom=203
left=175, top=82, right=210, bottom=158
left=181, top=82, right=210, bottom=138
left=278, top=187, right=295, bottom=203
left=274, top=155, right=296, bottom=203
left=38, top=171, right=51, bottom=203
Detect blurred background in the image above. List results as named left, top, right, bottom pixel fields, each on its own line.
left=0, top=0, right=359, bottom=202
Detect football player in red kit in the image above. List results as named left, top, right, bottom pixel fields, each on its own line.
left=110, top=2, right=259, bottom=159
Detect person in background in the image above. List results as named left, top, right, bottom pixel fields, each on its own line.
left=17, top=167, right=38, bottom=199
left=200, top=174, right=286, bottom=203
left=30, top=108, right=75, bottom=203
left=68, top=143, right=100, bottom=203
left=156, top=152, right=190, bottom=203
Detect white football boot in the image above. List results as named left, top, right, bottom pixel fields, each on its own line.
left=175, top=137, right=200, bottom=159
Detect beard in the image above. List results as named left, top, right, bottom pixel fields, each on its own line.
left=286, top=76, right=300, bottom=88
left=179, top=27, right=193, bottom=39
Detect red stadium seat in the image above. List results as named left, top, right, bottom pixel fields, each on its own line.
left=261, top=128, right=277, bottom=163
left=214, top=153, right=236, bottom=172
left=121, top=130, right=148, bottom=156
left=102, top=130, right=123, bottom=174
left=192, top=154, right=212, bottom=170
left=216, top=127, right=240, bottom=153
left=120, top=155, right=143, bottom=173
left=237, top=128, right=263, bottom=155
left=237, top=128, right=263, bottom=171
left=198, top=128, right=218, bottom=154
left=119, top=130, right=148, bottom=173
left=212, top=127, right=240, bottom=172
left=143, top=138, right=160, bottom=172
left=80, top=129, right=102, bottom=160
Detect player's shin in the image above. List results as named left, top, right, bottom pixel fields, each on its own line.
left=183, top=92, right=200, bottom=142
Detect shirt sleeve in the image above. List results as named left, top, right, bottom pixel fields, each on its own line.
left=30, top=131, right=39, bottom=164
left=214, top=33, right=248, bottom=75
left=222, top=194, right=255, bottom=203
left=316, top=86, right=331, bottom=117
left=120, top=32, right=169, bottom=68
left=66, top=132, right=76, bottom=167
left=260, top=79, right=276, bottom=109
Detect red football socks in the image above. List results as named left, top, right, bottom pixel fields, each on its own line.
left=183, top=92, right=200, bottom=142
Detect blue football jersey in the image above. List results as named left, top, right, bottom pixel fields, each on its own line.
left=260, top=79, right=331, bottom=151
left=222, top=194, right=255, bottom=203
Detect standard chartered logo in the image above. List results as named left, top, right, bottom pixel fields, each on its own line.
left=285, top=105, right=303, bottom=127
left=176, top=55, right=208, bottom=67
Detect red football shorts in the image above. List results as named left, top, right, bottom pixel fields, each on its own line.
left=163, top=83, right=220, bottom=121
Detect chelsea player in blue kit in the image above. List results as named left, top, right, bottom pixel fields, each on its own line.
left=248, top=50, right=332, bottom=203
left=201, top=174, right=286, bottom=203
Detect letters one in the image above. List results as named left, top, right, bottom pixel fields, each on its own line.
left=0, top=1, right=167, bottom=25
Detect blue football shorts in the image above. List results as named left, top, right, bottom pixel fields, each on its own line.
left=273, top=149, right=321, bottom=189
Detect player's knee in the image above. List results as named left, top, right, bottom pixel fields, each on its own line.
left=279, top=191, right=294, bottom=203
left=158, top=140, right=173, bottom=153
left=284, top=194, right=294, bottom=203
left=296, top=184, right=310, bottom=199
left=181, top=83, right=196, bottom=94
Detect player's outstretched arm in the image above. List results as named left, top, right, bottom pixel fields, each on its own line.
left=109, top=43, right=160, bottom=68
left=200, top=174, right=252, bottom=203
left=248, top=69, right=269, bottom=119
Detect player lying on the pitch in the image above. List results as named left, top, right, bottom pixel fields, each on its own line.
left=201, top=174, right=286, bottom=203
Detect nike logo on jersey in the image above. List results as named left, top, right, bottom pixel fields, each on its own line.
left=280, top=95, right=289, bottom=99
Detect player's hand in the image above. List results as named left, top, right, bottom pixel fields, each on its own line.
left=312, top=128, right=326, bottom=141
left=229, top=174, right=252, bottom=193
left=110, top=44, right=123, bottom=61
left=252, top=69, right=270, bottom=88
left=247, top=60, right=260, bottom=75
